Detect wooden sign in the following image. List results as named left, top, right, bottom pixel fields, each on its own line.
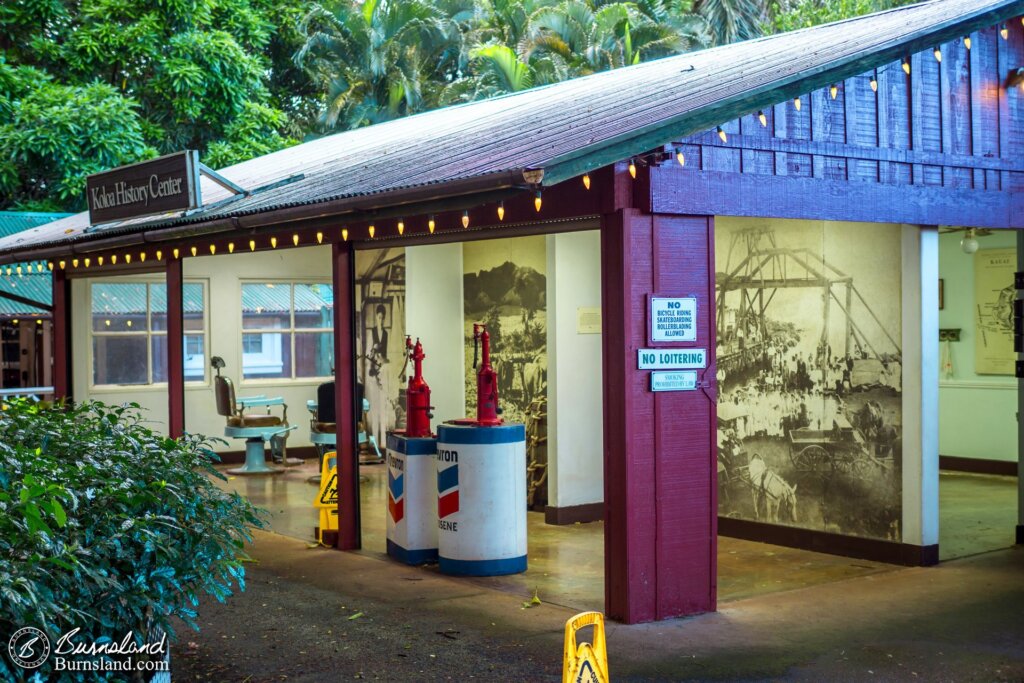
left=86, top=151, right=201, bottom=225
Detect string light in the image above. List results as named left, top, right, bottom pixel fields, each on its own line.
left=59, top=261, right=66, bottom=270
left=830, top=84, right=838, bottom=99
left=125, top=254, right=131, bottom=264
left=97, top=256, right=104, bottom=266
left=208, top=245, right=215, bottom=256
left=497, top=202, right=505, bottom=221
left=316, top=232, right=323, bottom=244
left=112, top=254, right=118, bottom=264
left=933, top=46, right=942, bottom=62
left=270, top=237, right=277, bottom=249
left=628, top=159, right=637, bottom=178
left=462, top=211, right=469, bottom=229
left=964, top=35, right=971, bottom=50
left=292, top=234, right=299, bottom=246
left=428, top=216, right=435, bottom=234
left=47, top=262, right=53, bottom=272
left=72, top=259, right=79, bottom=268
left=758, top=111, right=767, bottom=127
left=17, top=264, right=24, bottom=274
left=397, top=220, right=404, bottom=236
left=1000, top=24, right=1008, bottom=40
left=342, top=228, right=349, bottom=241
left=717, top=126, right=727, bottom=142
left=249, top=240, right=256, bottom=252
left=227, top=243, right=235, bottom=254
left=172, top=248, right=179, bottom=259
left=675, top=147, right=685, bottom=166
left=368, top=224, right=375, bottom=238
left=902, top=57, right=911, bottom=75
left=35, top=263, right=43, bottom=273
left=582, top=174, right=591, bottom=190
left=140, top=251, right=146, bottom=262
left=870, top=75, right=878, bottom=92
left=793, top=96, right=801, bottom=111
left=156, top=250, right=163, bottom=261
left=190, top=246, right=197, bottom=257
left=534, top=191, right=542, bottom=212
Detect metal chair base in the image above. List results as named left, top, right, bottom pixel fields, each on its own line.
left=227, top=438, right=285, bottom=475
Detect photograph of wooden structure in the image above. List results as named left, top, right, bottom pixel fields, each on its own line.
left=0, top=0, right=1020, bottom=624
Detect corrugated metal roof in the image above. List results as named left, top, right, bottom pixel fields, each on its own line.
left=89, top=282, right=332, bottom=315
left=0, top=213, right=71, bottom=315
left=0, top=0, right=1019, bottom=260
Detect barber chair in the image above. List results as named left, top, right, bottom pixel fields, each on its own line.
left=306, top=381, right=382, bottom=482
left=211, top=357, right=298, bottom=475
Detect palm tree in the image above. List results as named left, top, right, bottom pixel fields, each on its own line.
left=691, top=0, right=767, bottom=45
left=295, top=0, right=466, bottom=130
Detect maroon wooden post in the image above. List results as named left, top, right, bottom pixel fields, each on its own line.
left=333, top=242, right=361, bottom=550
left=166, top=258, right=185, bottom=438
left=601, top=205, right=718, bottom=623
left=51, top=268, right=72, bottom=399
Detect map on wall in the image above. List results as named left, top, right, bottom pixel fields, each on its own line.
left=974, top=248, right=1016, bottom=376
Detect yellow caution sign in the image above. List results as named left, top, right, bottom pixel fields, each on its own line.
left=563, top=611, right=609, bottom=683
left=314, top=453, right=339, bottom=544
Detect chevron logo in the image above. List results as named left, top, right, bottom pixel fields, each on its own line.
left=437, top=463, right=459, bottom=519
left=388, top=466, right=405, bottom=523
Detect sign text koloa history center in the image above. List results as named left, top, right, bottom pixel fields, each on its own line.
left=86, top=151, right=200, bottom=225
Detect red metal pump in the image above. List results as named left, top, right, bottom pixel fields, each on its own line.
left=462, top=323, right=503, bottom=426
left=403, top=336, right=433, bottom=438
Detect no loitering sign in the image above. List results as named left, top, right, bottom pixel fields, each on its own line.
left=637, top=348, right=706, bottom=370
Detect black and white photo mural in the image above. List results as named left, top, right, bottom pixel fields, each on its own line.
left=715, top=218, right=903, bottom=541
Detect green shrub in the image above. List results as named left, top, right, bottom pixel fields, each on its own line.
left=0, top=399, right=264, bottom=681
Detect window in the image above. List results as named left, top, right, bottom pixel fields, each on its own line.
left=91, top=281, right=206, bottom=386
left=241, top=282, right=333, bottom=380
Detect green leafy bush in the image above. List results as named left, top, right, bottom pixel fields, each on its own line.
left=0, top=399, right=263, bottom=681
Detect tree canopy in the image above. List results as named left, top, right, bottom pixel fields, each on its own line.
left=1, top=0, right=912, bottom=212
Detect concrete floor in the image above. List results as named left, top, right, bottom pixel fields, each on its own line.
left=939, top=471, right=1018, bottom=560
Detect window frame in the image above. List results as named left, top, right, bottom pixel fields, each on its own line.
left=88, top=278, right=210, bottom=390
left=239, top=279, right=334, bottom=384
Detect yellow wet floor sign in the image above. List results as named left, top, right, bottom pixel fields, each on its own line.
left=314, top=453, right=339, bottom=543
left=563, top=611, right=609, bottom=683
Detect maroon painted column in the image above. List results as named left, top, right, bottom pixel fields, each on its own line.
left=601, top=208, right=718, bottom=623
left=166, top=258, right=185, bottom=438
left=333, top=242, right=361, bottom=550
left=51, top=267, right=72, bottom=400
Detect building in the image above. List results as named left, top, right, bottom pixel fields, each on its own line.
left=0, top=0, right=1020, bottom=624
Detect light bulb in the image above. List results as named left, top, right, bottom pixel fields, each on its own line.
left=368, top=224, right=375, bottom=238
left=342, top=228, right=349, bottom=241
left=1000, top=25, right=1008, bottom=40
left=582, top=174, right=591, bottom=190
left=961, top=230, right=979, bottom=254
left=72, top=259, right=79, bottom=268
left=249, top=240, right=256, bottom=252
left=428, top=217, right=435, bottom=234
left=228, top=243, right=235, bottom=254
left=497, top=203, right=505, bottom=221
left=59, top=261, right=66, bottom=270
left=270, top=237, right=277, bottom=249
left=758, top=111, right=767, bottom=127
left=140, top=252, right=146, bottom=262
left=628, top=160, right=637, bottom=178
left=462, top=211, right=469, bottom=229
left=47, top=262, right=53, bottom=272
left=717, top=126, right=727, bottom=142
left=35, top=263, right=42, bottom=273
left=156, top=250, right=162, bottom=261
left=172, top=249, right=179, bottom=259
left=902, top=58, right=910, bottom=75
left=112, top=254, right=118, bottom=264
left=97, top=256, right=104, bottom=266
left=316, top=232, right=323, bottom=244
left=933, top=47, right=941, bottom=62
left=208, top=245, right=215, bottom=255
left=870, top=76, right=878, bottom=92
left=397, top=220, right=404, bottom=235
left=292, top=234, right=299, bottom=246
left=675, top=148, right=685, bottom=166
left=794, top=96, right=801, bottom=111
left=125, top=254, right=131, bottom=264
left=190, top=246, right=197, bottom=257
left=830, top=84, right=838, bottom=99
left=534, top=191, right=542, bottom=212
left=964, top=35, right=971, bottom=50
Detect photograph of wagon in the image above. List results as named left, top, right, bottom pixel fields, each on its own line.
left=787, top=407, right=898, bottom=480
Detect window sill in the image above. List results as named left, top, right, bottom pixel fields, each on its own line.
left=89, top=381, right=210, bottom=394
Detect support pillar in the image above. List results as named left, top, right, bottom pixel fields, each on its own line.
left=1017, top=230, right=1024, bottom=545
left=167, top=258, right=185, bottom=438
left=600, top=208, right=717, bottom=623
left=333, top=242, right=361, bottom=550
left=52, top=268, right=72, bottom=400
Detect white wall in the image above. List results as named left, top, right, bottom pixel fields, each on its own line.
left=72, top=246, right=333, bottom=451
left=405, top=243, right=466, bottom=425
left=937, top=229, right=1018, bottom=462
left=546, top=231, right=604, bottom=509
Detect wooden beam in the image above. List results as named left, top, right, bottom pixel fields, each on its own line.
left=333, top=242, right=361, bottom=550
left=166, top=258, right=185, bottom=438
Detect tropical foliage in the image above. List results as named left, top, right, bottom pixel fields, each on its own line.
left=0, top=399, right=262, bottom=681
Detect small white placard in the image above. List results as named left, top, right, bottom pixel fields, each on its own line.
left=576, top=307, right=602, bottom=334
left=650, top=371, right=698, bottom=392
left=637, top=348, right=706, bottom=370
left=651, top=297, right=697, bottom=342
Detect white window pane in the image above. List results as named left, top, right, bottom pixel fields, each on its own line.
left=295, top=332, right=333, bottom=378
left=295, top=284, right=333, bottom=329
left=185, top=334, right=205, bottom=381
left=242, top=283, right=290, bottom=329
left=93, top=336, right=148, bottom=385
left=92, top=283, right=147, bottom=332
left=242, top=332, right=291, bottom=379
left=152, top=283, right=205, bottom=332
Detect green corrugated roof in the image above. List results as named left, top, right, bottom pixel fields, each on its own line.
left=0, top=213, right=71, bottom=316
left=89, top=282, right=333, bottom=316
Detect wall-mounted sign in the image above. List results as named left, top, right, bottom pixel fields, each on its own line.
left=650, top=371, right=698, bottom=392
left=637, top=348, right=706, bottom=370
left=577, top=307, right=602, bottom=334
left=86, top=151, right=201, bottom=225
left=650, top=297, right=697, bottom=342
